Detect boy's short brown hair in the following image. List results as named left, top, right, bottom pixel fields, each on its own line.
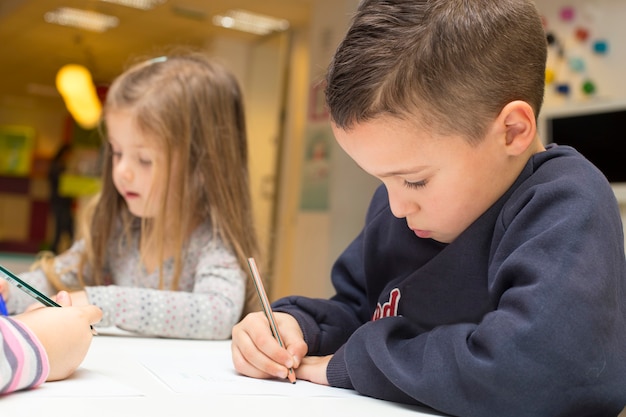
left=325, top=0, right=547, bottom=143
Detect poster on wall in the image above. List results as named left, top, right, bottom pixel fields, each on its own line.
left=0, top=125, right=35, bottom=177
left=299, top=125, right=332, bottom=211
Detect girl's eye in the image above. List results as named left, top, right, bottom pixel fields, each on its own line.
left=403, top=179, right=427, bottom=189
left=111, top=151, right=122, bottom=160
left=139, top=158, right=152, bottom=166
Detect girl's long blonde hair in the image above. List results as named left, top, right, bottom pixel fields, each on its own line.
left=40, top=50, right=261, bottom=317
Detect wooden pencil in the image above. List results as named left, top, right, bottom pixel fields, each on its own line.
left=247, top=257, right=296, bottom=384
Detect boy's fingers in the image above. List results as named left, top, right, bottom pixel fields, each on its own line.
left=232, top=313, right=296, bottom=379
left=274, top=314, right=307, bottom=366
left=232, top=330, right=290, bottom=379
left=231, top=345, right=279, bottom=379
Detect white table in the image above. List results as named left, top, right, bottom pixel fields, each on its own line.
left=1, top=333, right=446, bottom=417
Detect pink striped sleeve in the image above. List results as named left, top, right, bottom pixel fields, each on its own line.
left=0, top=316, right=50, bottom=395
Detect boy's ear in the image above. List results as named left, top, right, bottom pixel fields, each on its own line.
left=497, top=101, right=537, bottom=156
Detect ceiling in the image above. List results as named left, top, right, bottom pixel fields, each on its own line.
left=0, top=0, right=311, bottom=103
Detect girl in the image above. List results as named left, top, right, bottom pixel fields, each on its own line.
left=3, top=51, right=260, bottom=339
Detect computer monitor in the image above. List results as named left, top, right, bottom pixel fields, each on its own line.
left=539, top=100, right=626, bottom=202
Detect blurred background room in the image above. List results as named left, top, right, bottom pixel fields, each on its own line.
left=0, top=0, right=625, bottom=301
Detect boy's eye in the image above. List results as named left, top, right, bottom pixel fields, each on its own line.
left=403, top=179, right=427, bottom=189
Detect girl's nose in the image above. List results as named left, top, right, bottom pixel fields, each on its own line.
left=115, top=159, right=133, bottom=183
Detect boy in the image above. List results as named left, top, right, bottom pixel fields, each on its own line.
left=231, top=1, right=626, bottom=416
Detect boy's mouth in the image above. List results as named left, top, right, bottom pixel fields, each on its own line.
left=411, top=228, right=432, bottom=239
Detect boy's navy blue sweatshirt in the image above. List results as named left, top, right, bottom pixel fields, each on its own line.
left=273, top=144, right=626, bottom=417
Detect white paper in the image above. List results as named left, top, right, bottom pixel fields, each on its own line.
left=139, top=349, right=359, bottom=398
left=8, top=368, right=144, bottom=398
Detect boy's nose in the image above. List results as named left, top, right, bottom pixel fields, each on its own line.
left=387, top=186, right=418, bottom=219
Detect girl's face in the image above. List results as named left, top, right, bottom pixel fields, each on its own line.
left=332, top=115, right=518, bottom=244
left=105, top=109, right=167, bottom=218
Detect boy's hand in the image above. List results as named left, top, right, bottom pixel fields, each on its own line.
left=231, top=311, right=307, bottom=381
left=296, top=355, right=332, bottom=385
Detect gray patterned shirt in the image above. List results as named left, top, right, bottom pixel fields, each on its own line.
left=6, top=221, right=245, bottom=340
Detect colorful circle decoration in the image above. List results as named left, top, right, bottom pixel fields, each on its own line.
left=543, top=5, right=610, bottom=97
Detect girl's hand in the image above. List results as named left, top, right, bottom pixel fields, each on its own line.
left=13, top=290, right=102, bottom=381
left=231, top=311, right=308, bottom=381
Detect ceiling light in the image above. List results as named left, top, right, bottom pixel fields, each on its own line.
left=56, top=64, right=102, bottom=129
left=212, top=9, right=289, bottom=36
left=99, top=0, right=166, bottom=11
left=44, top=8, right=119, bottom=33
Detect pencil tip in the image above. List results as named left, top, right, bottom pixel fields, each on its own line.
left=287, top=369, right=296, bottom=384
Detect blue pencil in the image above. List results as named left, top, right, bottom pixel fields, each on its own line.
left=0, top=294, right=8, bottom=316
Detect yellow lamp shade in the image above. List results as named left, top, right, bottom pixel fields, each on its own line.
left=56, top=64, right=102, bottom=129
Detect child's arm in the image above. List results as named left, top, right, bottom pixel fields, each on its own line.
left=0, top=315, right=49, bottom=394
left=269, top=187, right=390, bottom=356
left=83, top=242, right=248, bottom=339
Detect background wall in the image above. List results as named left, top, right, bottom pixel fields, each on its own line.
left=270, top=0, right=374, bottom=300
left=208, top=34, right=291, bottom=277
left=0, top=97, right=68, bottom=251
left=535, top=0, right=626, bottom=106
